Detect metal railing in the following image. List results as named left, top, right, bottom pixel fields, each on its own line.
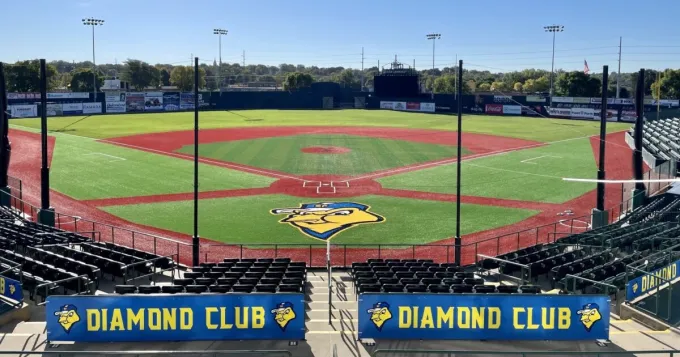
left=0, top=351, right=292, bottom=357
left=562, top=274, right=618, bottom=296
left=34, top=274, right=93, bottom=304
left=7, top=175, right=22, bottom=201
left=373, top=350, right=680, bottom=357
left=122, top=253, right=178, bottom=285
left=476, top=254, right=530, bottom=285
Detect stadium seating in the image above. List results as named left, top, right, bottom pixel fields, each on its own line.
left=629, top=117, right=680, bottom=166
left=113, top=257, right=307, bottom=294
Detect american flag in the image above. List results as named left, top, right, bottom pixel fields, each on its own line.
left=584, top=60, right=590, bottom=74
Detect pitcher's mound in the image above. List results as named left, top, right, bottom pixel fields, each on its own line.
left=301, top=146, right=351, bottom=154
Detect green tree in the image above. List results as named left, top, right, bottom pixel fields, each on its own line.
left=333, top=69, right=359, bottom=88
left=466, top=80, right=476, bottom=93
left=555, top=71, right=601, bottom=97
left=513, top=82, right=523, bottom=92
left=282, top=72, right=314, bottom=91
left=69, top=68, right=104, bottom=92
left=122, top=59, right=161, bottom=91
left=170, top=66, right=206, bottom=91
left=160, top=68, right=171, bottom=86
left=5, top=60, right=57, bottom=92
left=433, top=75, right=456, bottom=94
left=478, top=82, right=491, bottom=92
left=651, top=69, right=680, bottom=99
left=490, top=81, right=510, bottom=92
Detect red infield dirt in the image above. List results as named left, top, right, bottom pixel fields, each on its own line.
left=7, top=127, right=640, bottom=266
left=301, top=146, right=351, bottom=154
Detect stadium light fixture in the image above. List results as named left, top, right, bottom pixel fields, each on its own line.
left=426, top=33, right=441, bottom=98
left=213, top=29, right=228, bottom=91
left=544, top=25, right=564, bottom=107
left=82, top=18, right=104, bottom=101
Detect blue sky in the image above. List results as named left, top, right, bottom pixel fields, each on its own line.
left=2, top=0, right=680, bottom=73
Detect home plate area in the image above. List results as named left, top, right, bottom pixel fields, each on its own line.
left=270, top=176, right=382, bottom=197
left=303, top=180, right=350, bottom=194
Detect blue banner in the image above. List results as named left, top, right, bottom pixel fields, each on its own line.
left=46, top=294, right=305, bottom=342
left=0, top=275, right=23, bottom=301
left=626, top=259, right=679, bottom=301
left=163, top=93, right=180, bottom=111
left=359, top=293, right=610, bottom=340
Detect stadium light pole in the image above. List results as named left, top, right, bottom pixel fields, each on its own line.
left=544, top=25, right=563, bottom=107
left=193, top=57, right=200, bottom=267
left=213, top=29, right=228, bottom=91
left=0, top=62, right=10, bottom=208
left=427, top=33, right=441, bottom=99
left=454, top=59, right=463, bottom=266
left=82, top=18, right=104, bottom=102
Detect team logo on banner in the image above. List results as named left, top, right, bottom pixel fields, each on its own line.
left=577, top=303, right=602, bottom=332
left=270, top=302, right=296, bottom=331
left=54, top=304, right=81, bottom=334
left=367, top=302, right=392, bottom=331
left=271, top=202, right=384, bottom=241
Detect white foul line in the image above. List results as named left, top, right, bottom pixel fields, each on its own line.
left=84, top=152, right=126, bottom=162
left=520, top=155, right=562, bottom=164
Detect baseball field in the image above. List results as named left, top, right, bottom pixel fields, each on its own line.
left=8, top=109, right=635, bottom=264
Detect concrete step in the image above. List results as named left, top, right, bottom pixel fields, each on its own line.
left=0, top=321, right=46, bottom=335
left=306, top=320, right=358, bottom=332
left=307, top=301, right=357, bottom=310
left=305, top=309, right=357, bottom=320
left=0, top=333, right=47, bottom=353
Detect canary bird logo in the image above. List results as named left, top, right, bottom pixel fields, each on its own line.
left=8, top=285, right=15, bottom=295
left=632, top=282, right=639, bottom=293
left=271, top=302, right=296, bottom=331
left=367, top=302, right=392, bottom=331
left=577, top=303, right=602, bottom=332
left=54, top=304, right=81, bottom=334
left=271, top=202, right=384, bottom=241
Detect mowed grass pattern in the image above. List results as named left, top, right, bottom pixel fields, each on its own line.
left=378, top=137, right=597, bottom=203
left=176, top=134, right=469, bottom=175
left=102, top=195, right=538, bottom=245
left=11, top=110, right=631, bottom=142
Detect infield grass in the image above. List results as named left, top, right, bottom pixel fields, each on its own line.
left=11, top=110, right=630, bottom=142
left=102, top=194, right=539, bottom=245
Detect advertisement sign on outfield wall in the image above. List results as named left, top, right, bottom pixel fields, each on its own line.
left=420, top=103, right=435, bottom=112
left=406, top=102, right=420, bottom=111
left=9, top=104, right=37, bottom=118
left=47, top=92, right=90, bottom=99
left=493, top=95, right=512, bottom=103
left=526, top=95, right=546, bottom=103
left=621, top=111, right=637, bottom=122
left=82, top=102, right=102, bottom=114
left=7, top=93, right=40, bottom=100
left=547, top=107, right=571, bottom=117
left=393, top=101, right=406, bottom=110
left=144, top=92, right=164, bottom=111
left=552, top=97, right=573, bottom=103
left=380, top=101, right=394, bottom=109
left=502, top=105, right=521, bottom=115
left=62, top=103, right=83, bottom=115
left=106, top=92, right=126, bottom=103
left=126, top=93, right=145, bottom=112
left=46, top=103, right=63, bottom=116
left=163, top=93, right=180, bottom=111
left=485, top=104, right=503, bottom=114
left=570, top=108, right=595, bottom=120
left=106, top=101, right=126, bottom=113
left=572, top=97, right=591, bottom=104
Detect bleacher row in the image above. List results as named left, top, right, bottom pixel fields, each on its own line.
left=351, top=258, right=541, bottom=294
left=115, top=258, right=307, bottom=295
left=629, top=117, right=680, bottom=162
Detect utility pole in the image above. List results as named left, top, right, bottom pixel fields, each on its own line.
left=616, top=37, right=622, bottom=98
left=213, top=29, right=228, bottom=92
left=242, top=50, right=245, bottom=67
left=544, top=25, right=564, bottom=107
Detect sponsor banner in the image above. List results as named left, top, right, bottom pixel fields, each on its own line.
left=573, top=97, right=591, bottom=104
left=62, top=103, right=83, bottom=115
left=626, top=259, right=679, bottom=301
left=485, top=104, right=503, bottom=114
left=521, top=105, right=542, bottom=116
left=105, top=92, right=126, bottom=103
left=592, top=109, right=619, bottom=121
left=469, top=105, right=484, bottom=113
left=591, top=98, right=601, bottom=104
left=10, top=104, right=37, bottom=118
left=46, top=294, right=305, bottom=342
left=105, top=101, right=126, bottom=113
left=493, top=95, right=512, bottom=103
left=621, top=110, right=637, bottom=122
left=82, top=102, right=102, bottom=114
left=393, top=101, right=406, bottom=110
left=126, top=93, right=145, bottom=112
left=144, top=92, right=164, bottom=111
left=645, top=99, right=680, bottom=107
left=525, top=95, right=546, bottom=103
left=406, top=102, right=421, bottom=111
left=163, top=93, right=181, bottom=111
left=7, top=92, right=40, bottom=100
left=614, top=98, right=634, bottom=105
left=552, top=97, right=573, bottom=103
left=420, top=102, right=435, bottom=113
left=359, top=294, right=610, bottom=340
left=547, top=107, right=571, bottom=117
left=180, top=93, right=195, bottom=110
left=0, top=276, right=22, bottom=301
left=502, top=105, right=521, bottom=115
left=570, top=108, right=595, bottom=120
left=379, top=101, right=394, bottom=110
left=46, top=103, right=63, bottom=116
left=47, top=92, right=90, bottom=99
left=435, top=105, right=452, bottom=112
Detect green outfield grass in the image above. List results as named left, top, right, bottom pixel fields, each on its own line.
left=176, top=134, right=470, bottom=176
left=11, top=110, right=630, bottom=142
left=378, top=137, right=597, bottom=203
left=101, top=194, right=538, bottom=245
left=17, top=127, right=274, bottom=200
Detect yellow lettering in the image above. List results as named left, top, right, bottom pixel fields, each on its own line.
left=513, top=307, right=525, bottom=329
left=420, top=307, right=434, bottom=329
left=488, top=307, right=501, bottom=329
left=642, top=276, right=647, bottom=291
left=436, top=307, right=453, bottom=329
left=0, top=277, right=4, bottom=294
left=162, top=308, right=176, bottom=330
left=471, top=307, right=485, bottom=329
left=252, top=307, right=265, bottom=329
left=127, top=308, right=144, bottom=330
left=558, top=308, right=570, bottom=329
left=413, top=306, right=419, bottom=329
left=87, top=309, right=100, bottom=331
left=457, top=307, right=470, bottom=329
left=399, top=307, right=411, bottom=328
left=206, top=307, right=218, bottom=329
left=148, top=308, right=161, bottom=331
left=526, top=308, right=539, bottom=329
left=235, top=307, right=249, bottom=329
left=180, top=308, right=193, bottom=330
left=110, top=309, right=124, bottom=331
left=541, top=308, right=555, bottom=329
left=220, top=307, right=233, bottom=329
left=101, top=308, right=108, bottom=331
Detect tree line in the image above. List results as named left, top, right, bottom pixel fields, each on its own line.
left=3, top=58, right=680, bottom=99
